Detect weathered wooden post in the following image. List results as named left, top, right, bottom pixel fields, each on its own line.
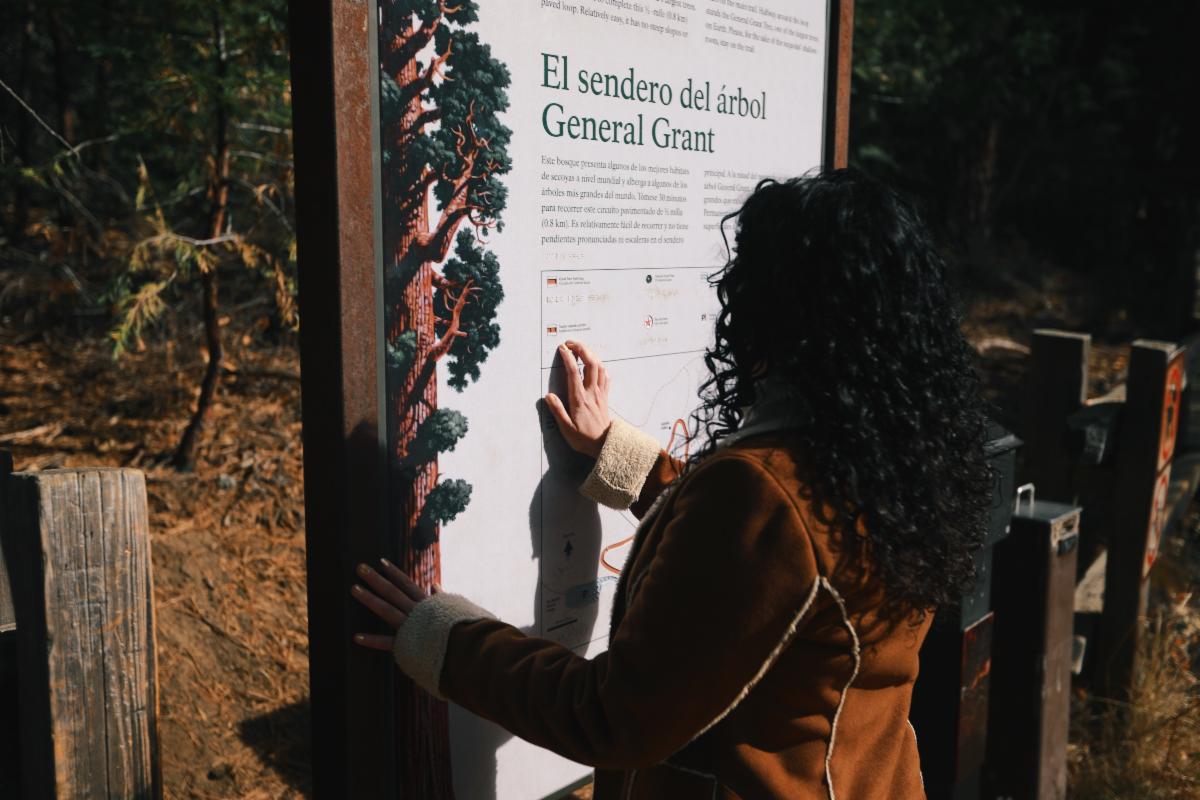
left=1020, top=332, right=1188, bottom=699
left=2, top=466, right=161, bottom=799
left=986, top=489, right=1081, bottom=800
left=909, top=424, right=1020, bottom=800
left=1095, top=340, right=1185, bottom=699
left=1024, top=330, right=1091, bottom=502
left=1023, top=330, right=1100, bottom=572
left=0, top=451, right=18, bottom=799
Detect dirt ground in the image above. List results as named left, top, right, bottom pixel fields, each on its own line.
left=0, top=265, right=1155, bottom=798
left=0, top=314, right=311, bottom=799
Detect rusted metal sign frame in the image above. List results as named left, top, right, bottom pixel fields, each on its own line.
left=289, top=2, right=854, bottom=797
left=289, top=1, right=393, bottom=797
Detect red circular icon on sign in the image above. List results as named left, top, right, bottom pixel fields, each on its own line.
left=1159, top=357, right=1184, bottom=471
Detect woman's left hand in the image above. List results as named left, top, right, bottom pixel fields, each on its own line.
left=350, top=559, right=440, bottom=651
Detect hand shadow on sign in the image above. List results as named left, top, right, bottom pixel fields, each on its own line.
left=447, top=366, right=602, bottom=799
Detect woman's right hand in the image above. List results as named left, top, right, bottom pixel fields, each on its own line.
left=545, top=340, right=612, bottom=459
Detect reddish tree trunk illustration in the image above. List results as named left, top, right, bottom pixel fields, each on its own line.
left=379, top=2, right=511, bottom=796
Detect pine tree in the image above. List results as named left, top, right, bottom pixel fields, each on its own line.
left=378, top=1, right=511, bottom=796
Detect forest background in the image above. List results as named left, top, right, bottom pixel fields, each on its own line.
left=0, top=0, right=1197, bottom=797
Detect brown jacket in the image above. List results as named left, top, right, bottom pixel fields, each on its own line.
left=393, top=419, right=930, bottom=799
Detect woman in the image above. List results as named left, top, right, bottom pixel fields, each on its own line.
left=351, top=170, right=995, bottom=799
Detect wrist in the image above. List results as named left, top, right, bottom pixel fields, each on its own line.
left=584, top=423, right=610, bottom=459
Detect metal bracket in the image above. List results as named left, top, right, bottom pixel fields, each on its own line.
left=1051, top=512, right=1081, bottom=555
left=1014, top=482, right=1036, bottom=515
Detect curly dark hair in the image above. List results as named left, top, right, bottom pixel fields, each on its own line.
left=693, top=169, right=994, bottom=616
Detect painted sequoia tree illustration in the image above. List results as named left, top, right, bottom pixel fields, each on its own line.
left=379, top=0, right=510, bottom=795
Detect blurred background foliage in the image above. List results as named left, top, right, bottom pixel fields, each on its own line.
left=851, top=0, right=1199, bottom=332
left=0, top=0, right=293, bottom=466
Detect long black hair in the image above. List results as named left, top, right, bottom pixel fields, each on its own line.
left=693, top=170, right=994, bottom=615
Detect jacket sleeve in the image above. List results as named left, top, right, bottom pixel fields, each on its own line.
left=394, top=455, right=822, bottom=769
left=578, top=417, right=685, bottom=518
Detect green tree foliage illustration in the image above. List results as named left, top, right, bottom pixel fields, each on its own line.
left=379, top=0, right=511, bottom=567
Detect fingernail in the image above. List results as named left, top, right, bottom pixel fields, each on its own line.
left=353, top=634, right=365, bottom=643
left=351, top=584, right=362, bottom=595
left=380, top=558, right=393, bottom=569
left=356, top=563, right=370, bottom=576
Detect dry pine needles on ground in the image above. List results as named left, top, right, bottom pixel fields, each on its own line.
left=0, top=319, right=311, bottom=799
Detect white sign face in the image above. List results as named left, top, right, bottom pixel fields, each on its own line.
left=376, top=2, right=831, bottom=797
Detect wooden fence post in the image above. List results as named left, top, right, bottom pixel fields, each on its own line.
left=0, top=452, right=13, bottom=631
left=909, top=425, right=1020, bottom=799
left=0, top=451, right=18, bottom=798
left=3, top=467, right=161, bottom=799
left=1024, top=330, right=1090, bottom=501
left=1096, top=340, right=1185, bottom=700
left=986, top=496, right=1081, bottom=800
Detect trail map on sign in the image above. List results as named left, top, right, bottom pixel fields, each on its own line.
left=376, top=1, right=832, bottom=797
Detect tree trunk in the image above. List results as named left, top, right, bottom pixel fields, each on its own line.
left=385, top=11, right=456, bottom=799
left=963, top=120, right=1000, bottom=243
left=46, top=6, right=79, bottom=243
left=46, top=7, right=77, bottom=146
left=172, top=5, right=229, bottom=471
left=89, top=0, right=113, bottom=174
left=8, top=3, right=36, bottom=242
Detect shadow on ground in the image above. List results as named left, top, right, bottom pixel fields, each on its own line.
left=239, top=698, right=313, bottom=797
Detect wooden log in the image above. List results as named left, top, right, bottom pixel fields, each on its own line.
left=1096, top=340, right=1185, bottom=700
left=4, top=467, right=161, bottom=799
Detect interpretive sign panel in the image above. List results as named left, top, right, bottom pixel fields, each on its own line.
left=290, top=0, right=849, bottom=796
left=375, top=1, right=838, bottom=796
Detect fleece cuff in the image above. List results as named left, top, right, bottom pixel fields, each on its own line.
left=393, top=592, right=495, bottom=699
left=579, top=417, right=662, bottom=510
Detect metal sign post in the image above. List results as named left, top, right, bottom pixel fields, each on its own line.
left=288, top=2, right=394, bottom=797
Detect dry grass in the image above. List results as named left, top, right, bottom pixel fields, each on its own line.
left=1069, top=520, right=1200, bottom=799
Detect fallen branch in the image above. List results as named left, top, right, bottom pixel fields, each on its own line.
left=0, top=421, right=65, bottom=445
